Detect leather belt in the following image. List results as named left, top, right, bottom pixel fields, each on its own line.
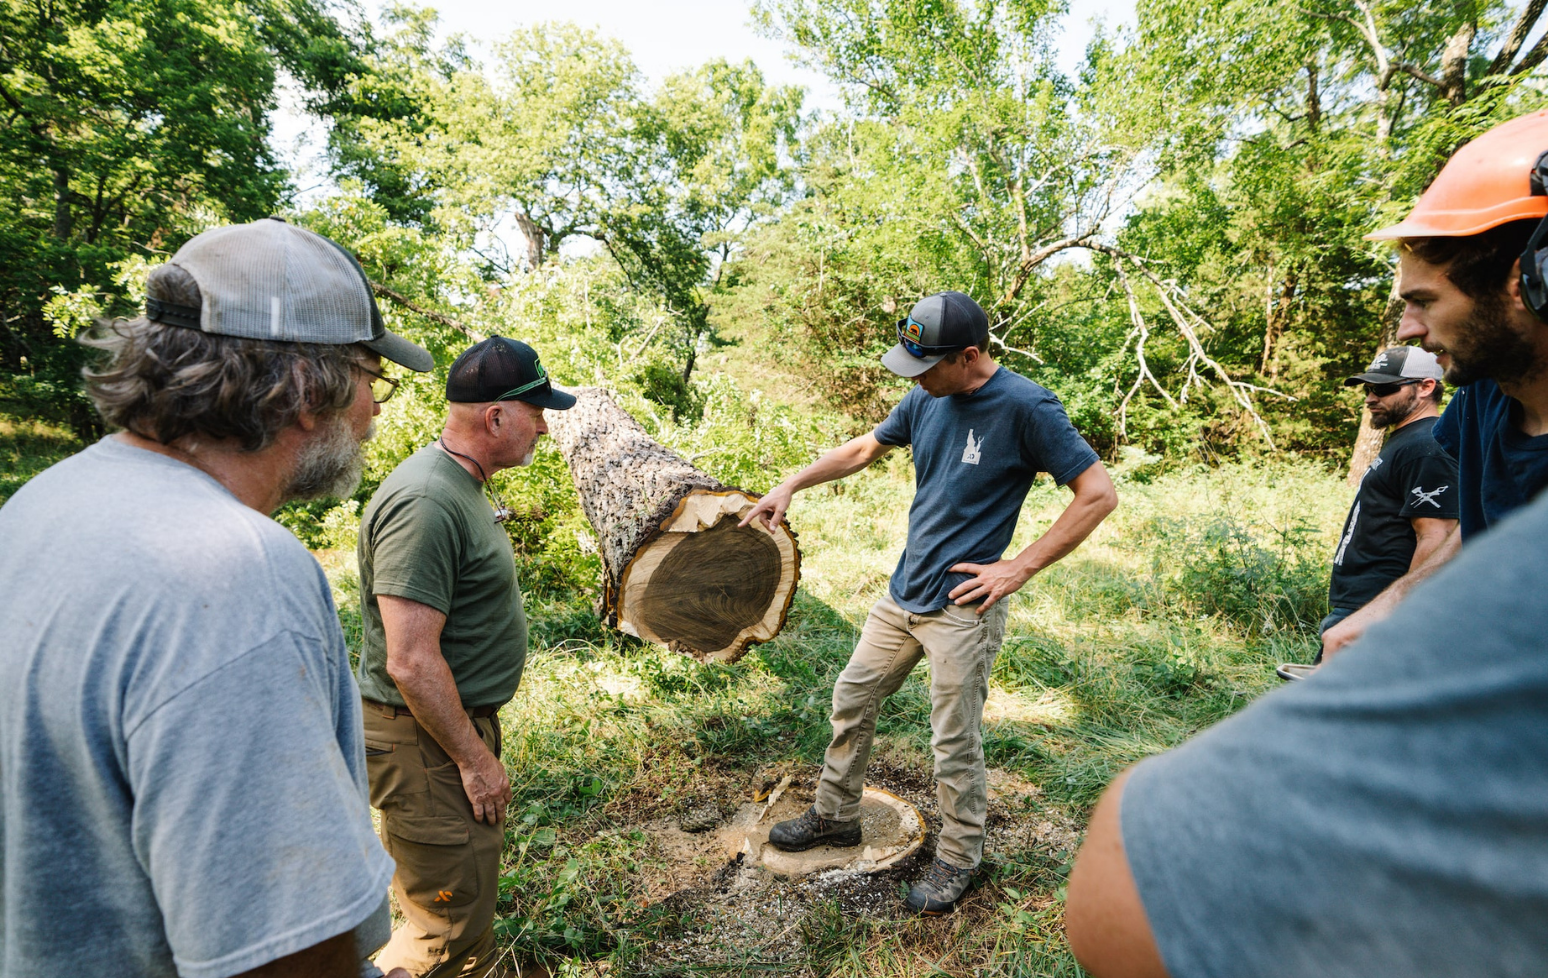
left=364, top=698, right=499, bottom=719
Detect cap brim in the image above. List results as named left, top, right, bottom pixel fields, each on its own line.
left=527, top=386, right=577, bottom=410
left=363, top=329, right=434, bottom=373
left=1344, top=372, right=1405, bottom=386
left=881, top=344, right=943, bottom=378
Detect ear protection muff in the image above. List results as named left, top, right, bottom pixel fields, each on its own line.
left=1519, top=150, right=1548, bottom=322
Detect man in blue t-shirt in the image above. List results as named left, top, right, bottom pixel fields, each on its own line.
left=741, top=291, right=1116, bottom=915
left=1321, top=113, right=1548, bottom=659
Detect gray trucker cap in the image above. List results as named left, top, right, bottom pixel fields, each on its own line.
left=144, top=217, right=434, bottom=372
left=881, top=291, right=991, bottom=378
left=1344, top=346, right=1444, bottom=386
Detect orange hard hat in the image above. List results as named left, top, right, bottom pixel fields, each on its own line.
left=1367, top=110, right=1548, bottom=240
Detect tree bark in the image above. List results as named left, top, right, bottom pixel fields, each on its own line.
left=546, top=387, right=801, bottom=663
left=513, top=212, right=546, bottom=269
left=52, top=166, right=72, bottom=240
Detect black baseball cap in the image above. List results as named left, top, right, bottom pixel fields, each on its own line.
left=1344, top=346, right=1444, bottom=386
left=445, top=337, right=577, bottom=409
left=881, top=291, right=990, bottom=378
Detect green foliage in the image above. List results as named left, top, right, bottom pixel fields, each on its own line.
left=1143, top=515, right=1329, bottom=634
left=0, top=0, right=370, bottom=437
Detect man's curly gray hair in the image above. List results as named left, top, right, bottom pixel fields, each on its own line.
left=82, top=263, right=365, bottom=452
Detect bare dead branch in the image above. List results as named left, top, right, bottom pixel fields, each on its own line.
left=1111, top=260, right=1178, bottom=439
left=1090, top=244, right=1294, bottom=449
left=1395, top=62, right=1444, bottom=89
left=369, top=280, right=484, bottom=341
left=1486, top=0, right=1548, bottom=77
left=988, top=331, right=1044, bottom=364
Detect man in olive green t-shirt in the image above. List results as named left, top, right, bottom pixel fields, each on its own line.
left=357, top=337, right=575, bottom=978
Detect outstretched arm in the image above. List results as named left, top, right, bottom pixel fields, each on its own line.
left=739, top=432, right=893, bottom=532
left=1321, top=522, right=1461, bottom=659
left=948, top=461, right=1118, bottom=614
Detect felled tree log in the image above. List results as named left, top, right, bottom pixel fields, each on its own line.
left=545, top=387, right=801, bottom=663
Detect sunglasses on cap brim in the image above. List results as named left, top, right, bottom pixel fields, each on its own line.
left=496, top=370, right=551, bottom=402
left=895, top=316, right=964, bottom=360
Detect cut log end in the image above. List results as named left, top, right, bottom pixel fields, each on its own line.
left=616, top=489, right=800, bottom=663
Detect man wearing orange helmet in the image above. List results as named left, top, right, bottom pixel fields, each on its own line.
left=1321, top=109, right=1548, bottom=657
left=1059, top=112, right=1548, bottom=978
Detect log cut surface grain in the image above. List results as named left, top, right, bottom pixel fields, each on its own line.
left=546, top=388, right=801, bottom=662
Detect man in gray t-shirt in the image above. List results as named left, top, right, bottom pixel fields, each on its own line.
left=743, top=291, right=1116, bottom=914
left=0, top=219, right=432, bottom=978
left=1065, top=492, right=1548, bottom=978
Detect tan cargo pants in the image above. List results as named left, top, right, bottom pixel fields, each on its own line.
left=813, top=593, right=1009, bottom=869
left=363, top=701, right=506, bottom=978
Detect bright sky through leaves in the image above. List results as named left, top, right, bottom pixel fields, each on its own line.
left=271, top=0, right=1138, bottom=194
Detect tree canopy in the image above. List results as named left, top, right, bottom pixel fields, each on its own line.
left=2, top=0, right=1544, bottom=459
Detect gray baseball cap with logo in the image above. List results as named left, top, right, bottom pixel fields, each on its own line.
left=881, top=291, right=991, bottom=378
left=1344, top=346, right=1444, bottom=386
left=144, top=216, right=434, bottom=372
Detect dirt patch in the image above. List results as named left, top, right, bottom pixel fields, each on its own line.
left=594, top=764, right=1082, bottom=972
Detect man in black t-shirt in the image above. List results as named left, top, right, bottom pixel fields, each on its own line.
left=1284, top=348, right=1459, bottom=677
left=1282, top=347, right=1458, bottom=679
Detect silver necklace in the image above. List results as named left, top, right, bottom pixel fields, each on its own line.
left=438, top=438, right=514, bottom=523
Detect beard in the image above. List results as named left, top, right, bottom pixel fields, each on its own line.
left=1369, top=389, right=1419, bottom=430
left=1441, top=292, right=1543, bottom=387
left=284, top=416, right=373, bottom=503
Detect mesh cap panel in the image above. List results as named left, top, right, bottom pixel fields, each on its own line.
left=172, top=220, right=372, bottom=343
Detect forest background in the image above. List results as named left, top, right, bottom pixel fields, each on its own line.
left=2, top=0, right=1547, bottom=973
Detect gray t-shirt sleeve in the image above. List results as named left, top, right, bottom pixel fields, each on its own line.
left=1119, top=492, right=1548, bottom=978
left=1019, top=393, right=1098, bottom=486
left=126, top=632, right=393, bottom=978
left=873, top=392, right=917, bottom=446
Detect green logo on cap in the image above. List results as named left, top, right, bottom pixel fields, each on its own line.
left=496, top=358, right=548, bottom=401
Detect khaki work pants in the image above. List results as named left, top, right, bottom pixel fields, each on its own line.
left=814, top=593, right=1009, bottom=869
left=363, top=701, right=505, bottom=978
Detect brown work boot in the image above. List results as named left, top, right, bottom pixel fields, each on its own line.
left=904, top=858, right=975, bottom=915
left=767, top=805, right=862, bottom=852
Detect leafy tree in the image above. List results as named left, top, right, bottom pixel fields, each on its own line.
left=0, top=0, right=371, bottom=437
left=1102, top=0, right=1548, bottom=466
left=341, top=17, right=803, bottom=415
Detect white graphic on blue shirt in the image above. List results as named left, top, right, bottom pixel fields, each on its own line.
left=1411, top=485, right=1450, bottom=508
left=961, top=429, right=982, bottom=465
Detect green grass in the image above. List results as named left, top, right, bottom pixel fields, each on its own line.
left=0, top=405, right=81, bottom=506
left=339, top=453, right=1345, bottom=976
left=0, top=403, right=1353, bottom=976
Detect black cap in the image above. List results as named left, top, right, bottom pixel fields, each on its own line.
left=445, top=337, right=577, bottom=409
left=1343, top=346, right=1444, bottom=386
left=881, top=291, right=990, bottom=378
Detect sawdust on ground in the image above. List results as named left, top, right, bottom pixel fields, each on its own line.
left=596, top=763, right=1082, bottom=974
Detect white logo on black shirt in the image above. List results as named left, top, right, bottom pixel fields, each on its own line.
left=1411, top=485, right=1449, bottom=508
left=1334, top=501, right=1359, bottom=566
left=961, top=429, right=982, bottom=465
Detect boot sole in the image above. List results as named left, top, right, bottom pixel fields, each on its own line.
left=767, top=832, right=863, bottom=853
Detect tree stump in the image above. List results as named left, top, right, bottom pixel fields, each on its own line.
left=545, top=387, right=801, bottom=663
